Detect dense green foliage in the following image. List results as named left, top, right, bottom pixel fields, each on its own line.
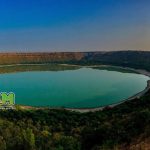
left=0, top=89, right=150, bottom=150
left=78, top=51, right=150, bottom=71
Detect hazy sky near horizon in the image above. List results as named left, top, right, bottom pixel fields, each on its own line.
left=0, top=0, right=149, bottom=52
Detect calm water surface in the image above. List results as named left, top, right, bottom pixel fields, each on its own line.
left=0, top=66, right=149, bottom=108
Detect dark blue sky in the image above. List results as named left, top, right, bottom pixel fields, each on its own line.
left=0, top=0, right=149, bottom=51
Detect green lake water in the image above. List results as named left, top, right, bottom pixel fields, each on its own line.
left=0, top=65, right=149, bottom=108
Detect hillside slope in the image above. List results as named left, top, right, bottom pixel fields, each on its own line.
left=0, top=51, right=150, bottom=71
left=0, top=88, right=150, bottom=150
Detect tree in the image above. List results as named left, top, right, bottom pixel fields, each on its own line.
left=22, top=128, right=35, bottom=150
left=0, top=136, right=6, bottom=150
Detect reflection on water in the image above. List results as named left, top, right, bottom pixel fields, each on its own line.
left=0, top=64, right=138, bottom=74
left=0, top=64, right=80, bottom=74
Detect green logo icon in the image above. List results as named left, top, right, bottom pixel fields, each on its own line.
left=0, top=92, right=15, bottom=109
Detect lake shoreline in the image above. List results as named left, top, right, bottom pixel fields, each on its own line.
left=14, top=63, right=150, bottom=113
left=65, top=65, right=150, bottom=112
